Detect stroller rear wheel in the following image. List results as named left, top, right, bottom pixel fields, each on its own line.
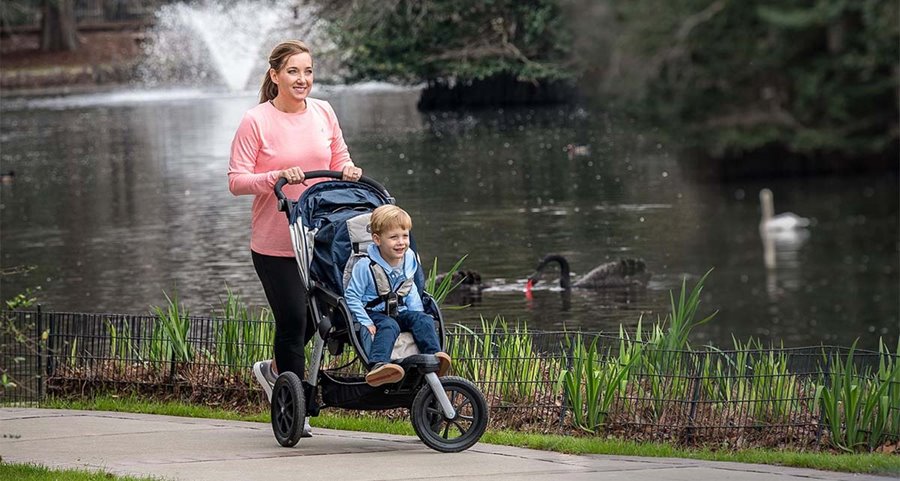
left=271, top=371, right=306, bottom=447
left=410, top=376, right=488, bottom=453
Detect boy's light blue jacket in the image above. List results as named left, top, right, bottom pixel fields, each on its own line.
left=345, top=243, right=424, bottom=327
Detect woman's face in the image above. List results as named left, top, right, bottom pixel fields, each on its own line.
left=270, top=52, right=314, bottom=105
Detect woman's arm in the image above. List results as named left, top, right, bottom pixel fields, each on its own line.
left=325, top=101, right=353, bottom=172
left=227, top=114, right=280, bottom=196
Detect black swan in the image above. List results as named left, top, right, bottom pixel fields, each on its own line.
left=526, top=254, right=650, bottom=289
left=433, top=270, right=484, bottom=304
left=434, top=270, right=483, bottom=290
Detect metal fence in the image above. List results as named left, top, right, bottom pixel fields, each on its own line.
left=2, top=309, right=898, bottom=450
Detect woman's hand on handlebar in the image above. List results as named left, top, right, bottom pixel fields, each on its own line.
left=341, top=164, right=363, bottom=182
left=280, top=167, right=306, bottom=185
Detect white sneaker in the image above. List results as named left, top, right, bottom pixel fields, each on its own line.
left=255, top=360, right=312, bottom=437
left=253, top=360, right=276, bottom=402
left=302, top=418, right=312, bottom=438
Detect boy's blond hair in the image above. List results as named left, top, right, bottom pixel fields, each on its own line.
left=370, top=205, right=412, bottom=235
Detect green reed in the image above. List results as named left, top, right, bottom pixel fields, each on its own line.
left=658, top=269, right=717, bottom=352
left=558, top=333, right=631, bottom=434
left=621, top=272, right=716, bottom=422
left=495, top=319, right=543, bottom=401
left=878, top=338, right=900, bottom=440
left=425, top=255, right=469, bottom=306
left=446, top=316, right=547, bottom=403
left=213, top=286, right=274, bottom=378
left=748, top=343, right=800, bottom=424
left=706, top=338, right=800, bottom=424
left=703, top=336, right=751, bottom=405
left=105, top=318, right=135, bottom=374
left=66, top=337, right=78, bottom=370
left=148, top=291, right=193, bottom=365
left=815, top=341, right=900, bottom=452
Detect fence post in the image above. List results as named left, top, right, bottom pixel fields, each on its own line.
left=558, top=339, right=573, bottom=429
left=36, top=304, right=44, bottom=403
left=46, top=309, right=56, bottom=379
left=815, top=349, right=829, bottom=446
left=169, top=346, right=177, bottom=383
left=684, top=351, right=705, bottom=444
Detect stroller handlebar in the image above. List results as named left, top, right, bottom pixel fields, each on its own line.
left=275, top=170, right=392, bottom=213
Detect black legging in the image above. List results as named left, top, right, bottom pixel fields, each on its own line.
left=252, top=251, right=313, bottom=379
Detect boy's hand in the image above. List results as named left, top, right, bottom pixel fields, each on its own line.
left=367, top=324, right=376, bottom=336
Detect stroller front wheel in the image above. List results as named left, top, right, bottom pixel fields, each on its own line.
left=271, top=371, right=306, bottom=447
left=410, top=376, right=489, bottom=453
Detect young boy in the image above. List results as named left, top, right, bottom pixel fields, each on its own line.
left=345, top=205, right=452, bottom=387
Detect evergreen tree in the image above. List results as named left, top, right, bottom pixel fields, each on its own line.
left=612, top=0, right=899, bottom=163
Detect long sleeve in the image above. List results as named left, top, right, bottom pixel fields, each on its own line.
left=228, top=112, right=280, bottom=196
left=325, top=101, right=353, bottom=172
left=404, top=284, right=424, bottom=312
left=404, top=249, right=425, bottom=312
left=346, top=260, right=375, bottom=326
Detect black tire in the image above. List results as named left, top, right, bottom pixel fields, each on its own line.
left=271, top=371, right=306, bottom=447
left=410, top=376, right=489, bottom=453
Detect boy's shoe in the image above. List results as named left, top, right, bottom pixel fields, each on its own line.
left=301, top=417, right=312, bottom=438
left=253, top=360, right=276, bottom=402
left=365, top=362, right=405, bottom=387
left=435, top=352, right=452, bottom=377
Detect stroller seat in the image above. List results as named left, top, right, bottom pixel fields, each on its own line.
left=295, top=178, right=445, bottom=372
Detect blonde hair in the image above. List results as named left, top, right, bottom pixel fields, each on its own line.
left=259, top=40, right=312, bottom=103
left=370, top=205, right=412, bottom=235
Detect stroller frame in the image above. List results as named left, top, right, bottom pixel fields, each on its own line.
left=268, top=171, right=488, bottom=452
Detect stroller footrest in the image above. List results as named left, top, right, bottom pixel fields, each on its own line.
left=395, top=354, right=440, bottom=374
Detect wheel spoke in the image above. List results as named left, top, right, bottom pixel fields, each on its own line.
left=451, top=420, right=468, bottom=434
left=441, top=421, right=451, bottom=439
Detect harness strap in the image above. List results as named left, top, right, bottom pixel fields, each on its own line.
left=365, top=259, right=414, bottom=316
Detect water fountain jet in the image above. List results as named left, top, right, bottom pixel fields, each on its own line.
left=140, top=1, right=329, bottom=92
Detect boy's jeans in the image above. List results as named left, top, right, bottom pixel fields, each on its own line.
left=361, top=310, right=440, bottom=366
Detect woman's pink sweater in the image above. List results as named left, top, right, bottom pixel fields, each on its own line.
left=228, top=98, right=353, bottom=257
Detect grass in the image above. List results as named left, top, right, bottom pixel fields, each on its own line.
left=41, top=395, right=900, bottom=476
left=0, top=463, right=160, bottom=481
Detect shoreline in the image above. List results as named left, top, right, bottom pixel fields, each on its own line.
left=1, top=30, right=144, bottom=94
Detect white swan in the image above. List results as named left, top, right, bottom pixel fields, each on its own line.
left=759, top=188, right=810, bottom=270
left=759, top=188, right=810, bottom=233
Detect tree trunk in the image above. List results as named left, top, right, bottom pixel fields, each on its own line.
left=41, top=0, right=79, bottom=52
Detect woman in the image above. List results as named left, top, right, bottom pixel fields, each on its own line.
left=228, top=40, right=362, bottom=433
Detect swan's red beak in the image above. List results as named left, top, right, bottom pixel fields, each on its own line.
left=525, top=278, right=534, bottom=300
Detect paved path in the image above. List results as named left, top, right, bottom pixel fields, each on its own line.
left=0, top=408, right=893, bottom=480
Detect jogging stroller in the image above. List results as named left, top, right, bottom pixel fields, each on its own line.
left=269, top=171, right=488, bottom=452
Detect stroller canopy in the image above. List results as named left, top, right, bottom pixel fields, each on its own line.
left=293, top=180, right=394, bottom=294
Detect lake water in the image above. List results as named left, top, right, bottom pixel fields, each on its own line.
left=1, top=86, right=897, bottom=349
